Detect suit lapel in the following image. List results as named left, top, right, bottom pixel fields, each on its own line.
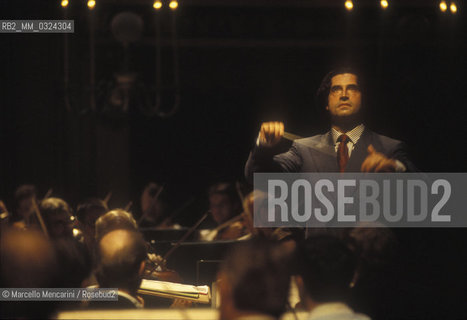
left=346, top=128, right=372, bottom=172
left=313, top=132, right=338, bottom=172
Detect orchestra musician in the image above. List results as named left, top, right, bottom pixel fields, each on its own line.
left=76, top=198, right=108, bottom=253
left=10, top=184, right=38, bottom=231
left=96, top=209, right=183, bottom=283
left=39, top=197, right=74, bottom=239
left=199, top=182, right=250, bottom=241
left=92, top=229, right=148, bottom=309
left=138, top=182, right=175, bottom=229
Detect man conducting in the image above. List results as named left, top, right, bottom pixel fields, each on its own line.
left=245, top=67, right=416, bottom=178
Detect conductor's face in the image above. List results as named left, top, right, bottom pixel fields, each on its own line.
left=326, top=73, right=362, bottom=120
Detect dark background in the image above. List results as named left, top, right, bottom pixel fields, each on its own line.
left=1, top=1, right=467, bottom=318
left=2, top=0, right=466, bottom=207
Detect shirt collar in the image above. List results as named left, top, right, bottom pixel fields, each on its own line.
left=331, top=124, right=365, bottom=145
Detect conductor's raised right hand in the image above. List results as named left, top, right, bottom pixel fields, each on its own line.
left=259, top=121, right=284, bottom=147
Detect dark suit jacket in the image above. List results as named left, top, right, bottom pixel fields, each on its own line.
left=245, top=128, right=416, bottom=181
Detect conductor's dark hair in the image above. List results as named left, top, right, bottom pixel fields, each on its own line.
left=220, top=240, right=292, bottom=318
left=96, top=229, right=147, bottom=294
left=315, top=66, right=364, bottom=111
left=296, top=235, right=356, bottom=303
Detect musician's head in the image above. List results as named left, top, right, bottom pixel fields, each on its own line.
left=76, top=198, right=108, bottom=242
left=13, top=184, right=37, bottom=221
left=0, top=229, right=58, bottom=318
left=140, top=182, right=169, bottom=224
left=95, top=209, right=137, bottom=241
left=316, top=66, right=365, bottom=128
left=295, top=235, right=356, bottom=309
left=208, top=182, right=242, bottom=225
left=96, top=229, right=147, bottom=296
left=344, top=224, right=397, bottom=286
left=218, top=240, right=293, bottom=320
left=40, top=197, right=73, bottom=239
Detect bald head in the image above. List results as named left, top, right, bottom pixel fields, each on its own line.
left=96, top=229, right=147, bottom=294
left=99, top=229, right=142, bottom=259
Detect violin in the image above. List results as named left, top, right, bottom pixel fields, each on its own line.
left=143, top=212, right=209, bottom=282
left=143, top=252, right=182, bottom=283
left=202, top=213, right=250, bottom=241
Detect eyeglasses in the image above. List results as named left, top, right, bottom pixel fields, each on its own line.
left=329, top=84, right=360, bottom=96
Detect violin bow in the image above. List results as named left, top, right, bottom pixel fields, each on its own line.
left=147, top=212, right=209, bottom=274
left=32, top=198, right=49, bottom=238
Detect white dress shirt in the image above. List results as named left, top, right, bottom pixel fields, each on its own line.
left=331, top=124, right=365, bottom=158
left=331, top=124, right=406, bottom=172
